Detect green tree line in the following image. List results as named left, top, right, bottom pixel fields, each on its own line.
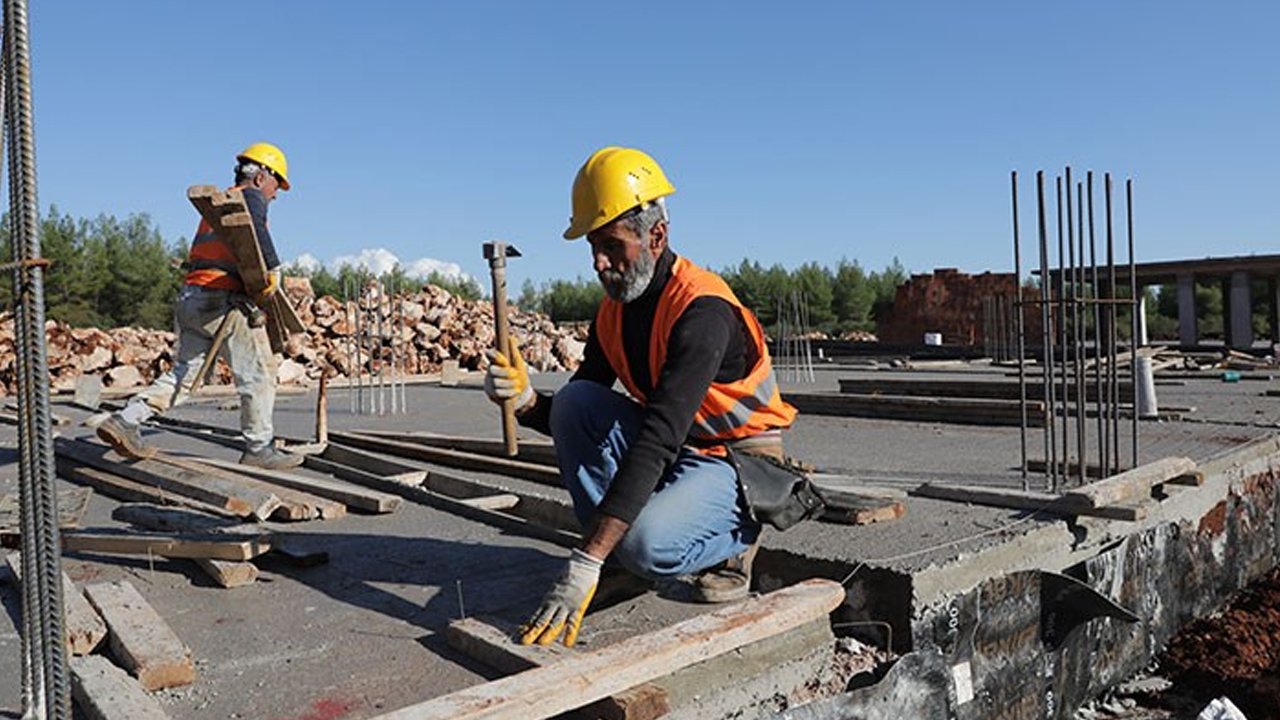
left=517, top=257, right=910, bottom=335
left=0, top=208, right=186, bottom=328
left=282, top=261, right=483, bottom=301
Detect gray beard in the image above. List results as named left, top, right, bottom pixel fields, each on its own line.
left=600, top=250, right=656, bottom=303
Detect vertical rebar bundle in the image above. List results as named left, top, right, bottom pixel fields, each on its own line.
left=774, top=290, right=815, bottom=383
left=1010, top=168, right=1140, bottom=490
left=4, top=0, right=70, bottom=715
left=347, top=276, right=408, bottom=416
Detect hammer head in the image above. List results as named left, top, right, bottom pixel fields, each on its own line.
left=482, top=241, right=522, bottom=262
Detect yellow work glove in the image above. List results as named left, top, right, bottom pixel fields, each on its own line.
left=484, top=336, right=534, bottom=411
left=520, top=549, right=602, bottom=647
left=257, top=269, right=281, bottom=305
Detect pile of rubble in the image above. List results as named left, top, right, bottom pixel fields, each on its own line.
left=0, top=278, right=586, bottom=396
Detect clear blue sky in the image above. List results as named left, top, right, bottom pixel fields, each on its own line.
left=27, top=1, right=1280, bottom=291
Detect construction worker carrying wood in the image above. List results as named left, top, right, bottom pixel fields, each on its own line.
left=96, top=142, right=303, bottom=470
left=484, top=146, right=801, bottom=647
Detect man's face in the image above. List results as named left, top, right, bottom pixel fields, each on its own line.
left=254, top=169, right=282, bottom=202
left=588, top=218, right=658, bottom=303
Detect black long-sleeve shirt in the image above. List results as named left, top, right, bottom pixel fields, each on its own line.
left=520, top=248, right=752, bottom=524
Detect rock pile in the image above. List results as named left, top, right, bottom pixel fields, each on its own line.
left=0, top=278, right=586, bottom=396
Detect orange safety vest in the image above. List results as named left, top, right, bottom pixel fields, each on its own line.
left=594, top=256, right=797, bottom=452
left=184, top=186, right=248, bottom=291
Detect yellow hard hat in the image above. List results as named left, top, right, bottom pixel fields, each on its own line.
left=237, top=142, right=290, bottom=190
left=563, top=146, right=675, bottom=240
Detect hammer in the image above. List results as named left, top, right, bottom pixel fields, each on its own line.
left=483, top=240, right=522, bottom=456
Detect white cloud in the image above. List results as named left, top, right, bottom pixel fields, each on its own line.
left=292, top=252, right=322, bottom=273
left=291, top=247, right=474, bottom=283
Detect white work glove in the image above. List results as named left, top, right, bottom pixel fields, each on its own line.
left=484, top=337, right=534, bottom=412
left=520, top=548, right=603, bottom=647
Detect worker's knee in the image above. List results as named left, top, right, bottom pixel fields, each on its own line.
left=549, top=380, right=621, bottom=441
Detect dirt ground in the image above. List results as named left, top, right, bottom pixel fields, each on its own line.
left=1081, top=568, right=1280, bottom=720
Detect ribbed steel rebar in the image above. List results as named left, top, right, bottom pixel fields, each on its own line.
left=1012, top=172, right=1028, bottom=485
left=1055, top=175, right=1068, bottom=491
left=1076, top=181, right=1088, bottom=483
left=1067, top=168, right=1085, bottom=486
left=1105, top=174, right=1120, bottom=475
left=1088, top=172, right=1105, bottom=476
left=1036, top=172, right=1056, bottom=490
left=5, top=0, right=70, bottom=714
left=1127, top=179, right=1138, bottom=467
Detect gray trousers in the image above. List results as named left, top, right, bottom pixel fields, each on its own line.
left=124, top=285, right=277, bottom=452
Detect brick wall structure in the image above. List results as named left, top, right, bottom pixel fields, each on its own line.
left=877, top=268, right=1039, bottom=347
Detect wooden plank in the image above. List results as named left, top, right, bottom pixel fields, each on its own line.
left=368, top=578, right=845, bottom=720
left=84, top=580, right=196, bottom=691
left=6, top=552, right=108, bottom=655
left=317, top=442, right=429, bottom=484
left=817, top=488, right=906, bottom=525
left=71, top=655, right=172, bottom=720
left=458, top=494, right=521, bottom=511
left=420, top=469, right=580, bottom=533
left=304, top=453, right=427, bottom=490
left=57, top=462, right=236, bottom=517
left=0, top=486, right=93, bottom=533
left=912, top=483, right=1147, bottom=521
left=837, top=377, right=1136, bottom=402
left=331, top=432, right=562, bottom=486
left=111, top=503, right=256, bottom=534
left=187, top=186, right=268, bottom=295
left=194, top=456, right=400, bottom=513
left=153, top=454, right=342, bottom=521
left=62, top=530, right=273, bottom=561
left=445, top=618, right=668, bottom=720
left=360, top=431, right=559, bottom=466
left=782, top=392, right=1046, bottom=427
left=1061, top=456, right=1199, bottom=509
left=55, top=438, right=281, bottom=520
left=193, top=558, right=258, bottom=588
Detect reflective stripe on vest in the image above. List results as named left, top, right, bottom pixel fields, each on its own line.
left=594, top=256, right=796, bottom=447
left=183, top=208, right=244, bottom=290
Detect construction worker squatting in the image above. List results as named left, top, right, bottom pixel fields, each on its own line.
left=483, top=146, right=798, bottom=647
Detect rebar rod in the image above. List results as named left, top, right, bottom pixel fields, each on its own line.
left=1036, top=171, right=1056, bottom=490
left=1012, top=172, right=1028, bottom=485
left=1076, top=180, right=1088, bottom=485
left=1067, top=168, right=1084, bottom=486
left=377, top=280, right=386, bottom=415
left=1127, top=179, right=1139, bottom=467
left=1088, top=172, right=1105, bottom=476
left=1055, top=175, right=1069, bottom=491
left=1105, top=173, right=1120, bottom=475
left=4, top=0, right=69, bottom=712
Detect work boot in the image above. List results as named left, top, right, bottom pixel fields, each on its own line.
left=239, top=446, right=304, bottom=470
left=690, top=542, right=759, bottom=604
left=95, top=414, right=156, bottom=460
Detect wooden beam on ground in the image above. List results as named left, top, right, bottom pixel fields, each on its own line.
left=62, top=530, right=272, bottom=561
left=368, top=578, right=845, bottom=720
left=194, top=456, right=400, bottom=513
left=837, top=377, right=1136, bottom=402
left=330, top=431, right=562, bottom=486
left=0, top=486, right=93, bottom=534
left=54, top=438, right=281, bottom=520
left=1061, top=457, right=1200, bottom=509
left=782, top=392, right=1047, bottom=427
left=816, top=488, right=906, bottom=525
left=911, top=483, right=1147, bottom=521
left=457, top=494, right=522, bottom=511
left=6, top=552, right=107, bottom=655
left=71, top=655, right=172, bottom=720
left=84, top=580, right=196, bottom=691
left=155, top=454, right=343, bottom=521
left=58, top=463, right=236, bottom=518
left=314, top=442, right=429, bottom=484
left=193, top=558, right=258, bottom=588
left=420, top=469, right=580, bottom=533
left=445, top=618, right=669, bottom=720
left=360, top=431, right=559, bottom=466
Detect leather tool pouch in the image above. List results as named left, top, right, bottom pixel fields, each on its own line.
left=726, top=447, right=826, bottom=531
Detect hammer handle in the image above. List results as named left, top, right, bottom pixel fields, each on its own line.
left=191, top=312, right=234, bottom=394
left=490, top=263, right=519, bottom=456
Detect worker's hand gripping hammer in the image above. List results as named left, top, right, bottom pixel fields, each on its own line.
left=483, top=241, right=523, bottom=456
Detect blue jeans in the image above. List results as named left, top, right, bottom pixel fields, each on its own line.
left=549, top=380, right=759, bottom=580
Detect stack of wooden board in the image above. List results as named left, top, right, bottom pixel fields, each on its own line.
left=187, top=185, right=305, bottom=353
